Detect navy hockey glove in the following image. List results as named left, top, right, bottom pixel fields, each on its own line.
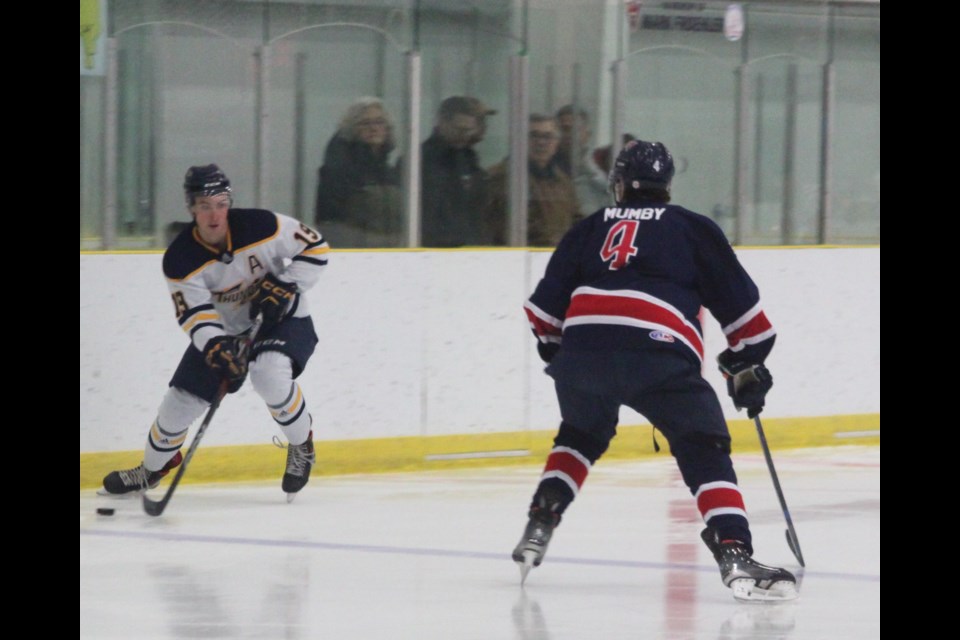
left=203, top=335, right=248, bottom=393
left=537, top=341, right=560, bottom=364
left=717, top=350, right=773, bottom=419
left=250, top=273, right=298, bottom=328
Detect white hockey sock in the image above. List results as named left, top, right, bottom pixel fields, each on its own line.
left=250, top=351, right=312, bottom=445
left=144, top=387, right=208, bottom=471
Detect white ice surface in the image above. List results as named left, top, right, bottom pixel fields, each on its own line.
left=80, top=445, right=880, bottom=640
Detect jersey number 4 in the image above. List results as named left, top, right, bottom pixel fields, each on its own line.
left=600, top=220, right=639, bottom=270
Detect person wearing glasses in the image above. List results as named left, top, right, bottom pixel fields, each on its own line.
left=486, top=114, right=582, bottom=247
left=314, top=97, right=402, bottom=248
left=420, top=96, right=493, bottom=247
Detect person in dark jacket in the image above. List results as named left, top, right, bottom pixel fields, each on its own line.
left=420, top=96, right=491, bottom=247
left=315, top=97, right=402, bottom=248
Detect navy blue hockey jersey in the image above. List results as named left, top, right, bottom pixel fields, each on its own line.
left=523, top=202, right=774, bottom=366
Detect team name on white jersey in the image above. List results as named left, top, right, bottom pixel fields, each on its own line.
left=603, top=207, right=666, bottom=221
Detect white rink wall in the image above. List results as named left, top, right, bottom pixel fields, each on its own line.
left=79, top=248, right=880, bottom=453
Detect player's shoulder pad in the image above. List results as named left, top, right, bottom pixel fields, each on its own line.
left=228, top=208, right=281, bottom=250
left=163, top=224, right=216, bottom=280
left=574, top=210, right=604, bottom=232
left=669, top=205, right=725, bottom=237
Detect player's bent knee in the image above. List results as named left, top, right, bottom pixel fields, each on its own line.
left=555, top=421, right=611, bottom=462
left=157, top=387, right=210, bottom=428
left=673, top=431, right=732, bottom=456
left=249, top=351, right=295, bottom=399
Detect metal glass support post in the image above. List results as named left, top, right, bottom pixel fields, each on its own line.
left=103, top=37, right=118, bottom=250
left=781, top=62, right=798, bottom=244
left=404, top=50, right=422, bottom=248
left=733, top=13, right=750, bottom=245
left=293, top=52, right=307, bottom=221
left=818, top=7, right=836, bottom=244
left=733, top=64, right=749, bottom=245
left=254, top=45, right=270, bottom=208
left=508, top=54, right=529, bottom=247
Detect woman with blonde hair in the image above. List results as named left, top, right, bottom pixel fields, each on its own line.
left=314, top=97, right=402, bottom=247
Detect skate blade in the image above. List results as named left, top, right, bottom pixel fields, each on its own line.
left=95, top=487, right=145, bottom=499
left=516, top=550, right=536, bottom=586
left=286, top=492, right=297, bottom=504
left=731, top=579, right=799, bottom=603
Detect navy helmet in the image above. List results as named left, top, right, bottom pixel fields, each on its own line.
left=183, top=164, right=232, bottom=206
left=608, top=140, right=675, bottom=203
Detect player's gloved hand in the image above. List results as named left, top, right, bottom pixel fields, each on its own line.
left=536, top=341, right=560, bottom=364
left=249, top=273, right=298, bottom=328
left=203, top=335, right=248, bottom=393
left=717, top=350, right=773, bottom=419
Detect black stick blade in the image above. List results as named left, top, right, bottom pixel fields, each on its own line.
left=786, top=528, right=806, bottom=567
left=142, top=494, right=168, bottom=517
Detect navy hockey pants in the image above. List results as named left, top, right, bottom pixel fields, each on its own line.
left=170, top=316, right=318, bottom=403
left=545, top=348, right=742, bottom=502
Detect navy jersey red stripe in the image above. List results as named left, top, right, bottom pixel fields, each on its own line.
left=525, top=202, right=775, bottom=365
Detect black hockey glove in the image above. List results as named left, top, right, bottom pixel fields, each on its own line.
left=203, top=335, right=248, bottom=393
left=537, top=341, right=560, bottom=364
left=250, top=273, right=298, bottom=328
left=717, top=350, right=773, bottom=419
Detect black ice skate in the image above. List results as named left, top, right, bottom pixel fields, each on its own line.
left=512, top=500, right=562, bottom=585
left=100, top=451, right=183, bottom=496
left=281, top=431, right=315, bottom=503
left=701, top=527, right=799, bottom=602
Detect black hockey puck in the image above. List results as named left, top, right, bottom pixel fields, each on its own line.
left=96, top=508, right=115, bottom=516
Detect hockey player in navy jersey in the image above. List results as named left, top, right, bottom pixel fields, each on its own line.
left=102, top=164, right=329, bottom=503
left=512, top=140, right=797, bottom=601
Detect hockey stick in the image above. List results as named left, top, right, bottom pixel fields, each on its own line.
left=143, top=315, right=263, bottom=517
left=753, top=415, right=805, bottom=567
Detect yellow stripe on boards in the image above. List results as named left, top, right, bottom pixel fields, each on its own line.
left=79, top=413, right=879, bottom=490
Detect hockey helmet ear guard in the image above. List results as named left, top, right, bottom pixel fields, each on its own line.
left=608, top=140, right=675, bottom=203
left=184, top=164, right=233, bottom=207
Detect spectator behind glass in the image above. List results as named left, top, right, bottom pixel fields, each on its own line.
left=465, top=96, right=497, bottom=146
left=486, top=114, right=582, bottom=247
left=555, top=104, right=612, bottom=216
left=592, top=133, right=638, bottom=176
left=314, top=97, right=402, bottom=248
left=420, top=96, right=492, bottom=247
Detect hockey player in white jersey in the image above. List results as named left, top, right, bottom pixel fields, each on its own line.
left=102, top=164, right=329, bottom=502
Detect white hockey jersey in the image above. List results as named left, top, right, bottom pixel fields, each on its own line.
left=163, top=208, right=329, bottom=352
